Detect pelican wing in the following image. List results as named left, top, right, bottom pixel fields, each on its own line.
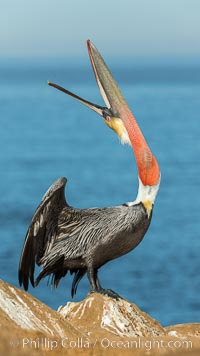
left=18, top=177, right=67, bottom=290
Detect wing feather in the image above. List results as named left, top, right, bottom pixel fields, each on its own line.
left=18, top=177, right=67, bottom=290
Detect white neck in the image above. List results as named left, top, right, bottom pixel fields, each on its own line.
left=126, top=176, right=161, bottom=206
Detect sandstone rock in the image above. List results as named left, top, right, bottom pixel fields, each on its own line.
left=58, top=293, right=164, bottom=339
left=0, top=279, right=199, bottom=356
left=166, top=323, right=200, bottom=338
left=0, top=279, right=84, bottom=355
left=0, top=279, right=82, bottom=338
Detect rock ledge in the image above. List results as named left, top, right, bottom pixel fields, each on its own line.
left=0, top=280, right=199, bottom=355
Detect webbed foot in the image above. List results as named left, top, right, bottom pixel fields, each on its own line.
left=100, top=288, right=122, bottom=299
left=90, top=288, right=123, bottom=300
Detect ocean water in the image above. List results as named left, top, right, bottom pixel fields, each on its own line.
left=0, top=57, right=200, bottom=326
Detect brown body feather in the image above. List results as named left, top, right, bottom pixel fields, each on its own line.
left=18, top=177, right=152, bottom=297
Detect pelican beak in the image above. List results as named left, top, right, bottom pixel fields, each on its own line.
left=48, top=40, right=131, bottom=144
left=48, top=81, right=105, bottom=117
left=86, top=40, right=127, bottom=121
left=48, top=40, right=115, bottom=120
left=49, top=40, right=160, bottom=186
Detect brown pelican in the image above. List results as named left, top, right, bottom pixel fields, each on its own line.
left=18, top=41, right=160, bottom=298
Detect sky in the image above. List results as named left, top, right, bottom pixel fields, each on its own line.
left=0, top=0, right=200, bottom=58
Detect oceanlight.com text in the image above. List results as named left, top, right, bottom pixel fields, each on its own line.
left=9, top=336, right=193, bottom=351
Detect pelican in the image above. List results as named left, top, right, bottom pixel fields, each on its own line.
left=18, top=40, right=160, bottom=298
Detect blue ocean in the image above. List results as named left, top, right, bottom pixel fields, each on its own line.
left=0, top=56, right=200, bottom=327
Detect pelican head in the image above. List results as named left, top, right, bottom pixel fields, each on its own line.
left=48, top=40, right=160, bottom=198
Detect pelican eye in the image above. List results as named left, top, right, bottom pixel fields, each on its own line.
left=104, top=115, right=111, bottom=121
left=102, top=108, right=119, bottom=121
left=102, top=108, right=111, bottom=121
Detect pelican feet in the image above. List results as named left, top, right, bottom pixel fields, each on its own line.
left=87, top=267, right=123, bottom=300
left=90, top=288, right=122, bottom=300
left=100, top=288, right=122, bottom=299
